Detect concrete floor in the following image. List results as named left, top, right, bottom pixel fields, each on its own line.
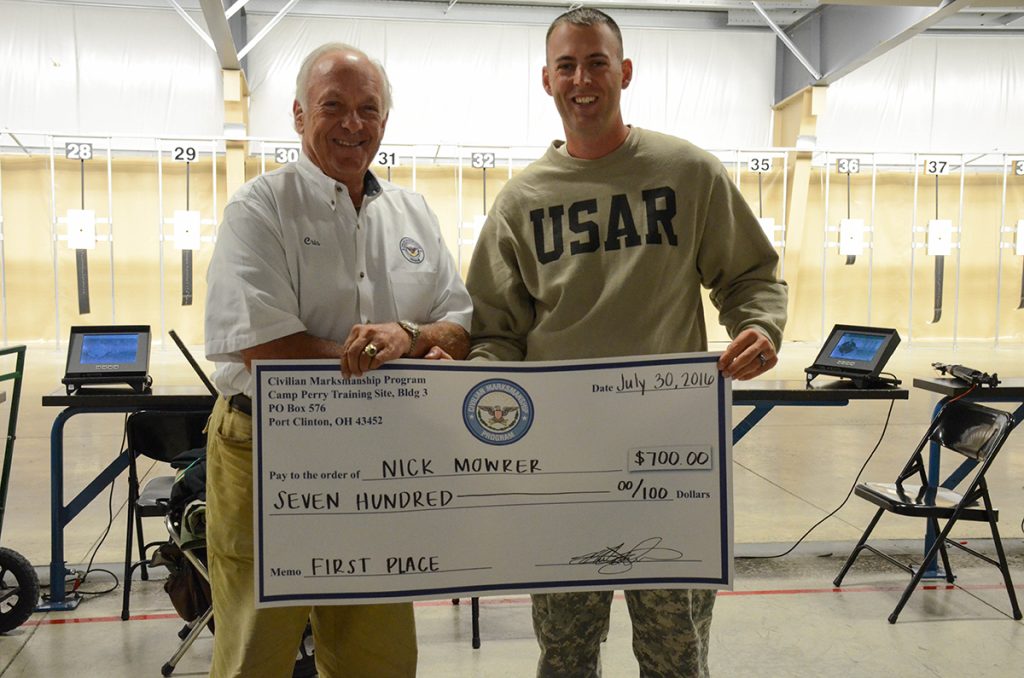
left=1, top=340, right=1023, bottom=676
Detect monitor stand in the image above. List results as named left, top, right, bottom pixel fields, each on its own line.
left=62, top=373, right=153, bottom=395
left=805, top=371, right=901, bottom=389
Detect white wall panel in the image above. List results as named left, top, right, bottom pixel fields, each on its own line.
left=383, top=22, right=534, bottom=147
left=524, top=28, right=564, bottom=148
left=819, top=35, right=1024, bottom=152
left=247, top=17, right=776, bottom=149
left=0, top=0, right=222, bottom=137
left=0, top=2, right=79, bottom=133
left=5, top=3, right=1024, bottom=154
left=663, top=32, right=776, bottom=149
left=245, top=18, right=387, bottom=141
left=931, top=37, right=1024, bottom=151
left=620, top=29, right=670, bottom=136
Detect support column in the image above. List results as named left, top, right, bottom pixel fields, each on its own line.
left=223, top=69, right=249, bottom=199
left=774, top=86, right=825, bottom=339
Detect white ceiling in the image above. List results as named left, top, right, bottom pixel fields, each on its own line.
left=30, top=0, right=1024, bottom=31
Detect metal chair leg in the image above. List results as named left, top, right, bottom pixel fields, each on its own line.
left=984, top=496, right=1022, bottom=619
left=889, top=512, right=962, bottom=624
left=121, top=496, right=136, bottom=621
left=834, top=508, right=884, bottom=586
left=135, top=507, right=148, bottom=580
left=471, top=597, right=480, bottom=649
left=161, top=605, right=213, bottom=676
left=929, top=518, right=954, bottom=583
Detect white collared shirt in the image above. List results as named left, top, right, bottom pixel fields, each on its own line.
left=205, top=154, right=472, bottom=396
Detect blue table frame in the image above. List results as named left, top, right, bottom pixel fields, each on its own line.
left=39, top=386, right=215, bottom=611
left=911, top=377, right=1024, bottom=579
left=38, top=379, right=904, bottom=612
left=732, top=379, right=908, bottom=444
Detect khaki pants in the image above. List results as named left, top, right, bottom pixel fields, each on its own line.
left=532, top=589, right=715, bottom=678
left=206, top=397, right=417, bottom=678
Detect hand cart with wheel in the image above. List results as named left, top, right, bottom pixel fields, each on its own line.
left=0, top=345, right=40, bottom=633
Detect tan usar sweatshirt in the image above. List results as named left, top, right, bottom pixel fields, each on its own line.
left=466, top=127, right=788, bottom=362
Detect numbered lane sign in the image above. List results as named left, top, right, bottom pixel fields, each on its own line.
left=923, top=158, right=951, bottom=176
left=471, top=152, right=496, bottom=169
left=747, top=157, right=773, bottom=173
left=1013, top=159, right=1024, bottom=177
left=172, top=146, right=198, bottom=162
left=65, top=143, right=93, bottom=161
left=376, top=149, right=400, bottom=167
left=275, top=147, right=300, bottom=164
left=836, top=158, right=860, bottom=174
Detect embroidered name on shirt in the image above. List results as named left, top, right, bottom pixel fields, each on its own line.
left=304, top=236, right=321, bottom=246
left=530, top=187, right=678, bottom=265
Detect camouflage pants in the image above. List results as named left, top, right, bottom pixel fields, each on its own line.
left=532, top=589, right=715, bottom=678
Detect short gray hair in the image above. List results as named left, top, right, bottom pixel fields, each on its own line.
left=294, top=43, right=393, bottom=113
left=546, top=8, right=623, bottom=58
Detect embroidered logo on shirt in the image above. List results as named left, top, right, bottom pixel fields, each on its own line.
left=463, top=379, right=534, bottom=446
left=399, top=237, right=425, bottom=264
left=303, top=236, right=321, bottom=247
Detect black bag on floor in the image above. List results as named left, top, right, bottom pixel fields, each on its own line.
left=163, top=446, right=318, bottom=676
left=155, top=542, right=214, bottom=633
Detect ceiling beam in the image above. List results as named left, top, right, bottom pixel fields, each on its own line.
left=199, top=0, right=242, bottom=70
left=225, top=0, right=252, bottom=18
left=773, top=0, right=974, bottom=104
left=237, top=0, right=299, bottom=59
left=168, top=0, right=216, bottom=51
left=752, top=1, right=820, bottom=79
left=234, top=0, right=730, bottom=29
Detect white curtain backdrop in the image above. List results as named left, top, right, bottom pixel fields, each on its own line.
left=5, top=2, right=1023, bottom=154
left=244, top=18, right=388, bottom=142
left=246, top=16, right=776, bottom=150
left=0, top=0, right=222, bottom=137
left=818, top=34, right=1024, bottom=152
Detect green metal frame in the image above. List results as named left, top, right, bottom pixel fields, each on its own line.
left=0, top=345, right=26, bottom=543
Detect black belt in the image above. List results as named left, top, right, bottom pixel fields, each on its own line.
left=227, top=394, right=252, bottom=416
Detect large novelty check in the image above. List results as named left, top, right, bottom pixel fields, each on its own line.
left=252, top=353, right=733, bottom=607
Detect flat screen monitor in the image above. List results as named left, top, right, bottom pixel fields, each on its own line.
left=63, top=325, right=151, bottom=393
left=805, top=325, right=901, bottom=387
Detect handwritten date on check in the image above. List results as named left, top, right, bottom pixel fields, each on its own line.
left=252, top=353, right=733, bottom=607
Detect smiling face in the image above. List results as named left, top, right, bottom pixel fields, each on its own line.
left=293, top=50, right=388, bottom=202
left=542, top=22, right=632, bottom=159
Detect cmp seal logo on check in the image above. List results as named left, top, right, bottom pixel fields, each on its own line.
left=463, top=379, right=534, bottom=445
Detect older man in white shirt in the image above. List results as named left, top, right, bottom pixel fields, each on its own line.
left=204, top=43, right=471, bottom=678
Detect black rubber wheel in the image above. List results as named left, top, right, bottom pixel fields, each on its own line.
left=161, top=662, right=174, bottom=676
left=0, top=547, right=39, bottom=634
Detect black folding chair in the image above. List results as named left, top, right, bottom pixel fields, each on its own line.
left=121, top=409, right=210, bottom=621
left=834, top=400, right=1021, bottom=623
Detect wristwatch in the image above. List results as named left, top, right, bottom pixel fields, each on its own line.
left=398, top=320, right=421, bottom=357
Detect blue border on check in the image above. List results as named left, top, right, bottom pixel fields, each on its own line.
left=254, top=353, right=731, bottom=604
